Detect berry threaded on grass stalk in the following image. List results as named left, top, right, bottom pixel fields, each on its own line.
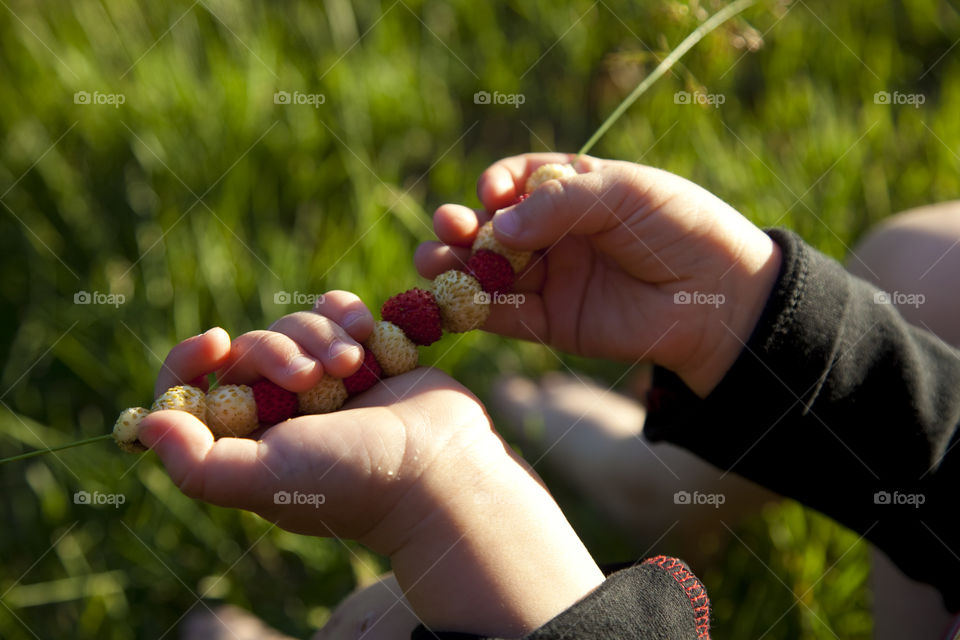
left=106, top=166, right=580, bottom=450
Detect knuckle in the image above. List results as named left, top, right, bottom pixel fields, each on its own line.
left=176, top=464, right=207, bottom=501
left=234, top=328, right=274, bottom=345
left=539, top=178, right=569, bottom=212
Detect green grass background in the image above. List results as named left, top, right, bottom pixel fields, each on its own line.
left=1, top=0, right=958, bottom=637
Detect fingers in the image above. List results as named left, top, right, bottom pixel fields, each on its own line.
left=476, top=153, right=608, bottom=212
left=481, top=294, right=550, bottom=342
left=414, top=242, right=472, bottom=279
left=490, top=168, right=640, bottom=252
left=139, top=410, right=269, bottom=510
left=413, top=242, right=546, bottom=293
left=432, top=204, right=490, bottom=247
left=269, top=312, right=364, bottom=377
left=216, top=329, right=322, bottom=391
left=155, top=327, right=232, bottom=398
left=219, top=312, right=364, bottom=390
left=311, top=290, right=376, bottom=343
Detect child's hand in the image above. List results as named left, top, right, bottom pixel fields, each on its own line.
left=141, top=291, right=603, bottom=636
left=416, top=153, right=782, bottom=396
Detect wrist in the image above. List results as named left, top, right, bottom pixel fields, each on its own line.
left=387, top=428, right=604, bottom=636
left=679, top=228, right=782, bottom=397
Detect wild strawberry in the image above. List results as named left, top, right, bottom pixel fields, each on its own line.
left=432, top=269, right=490, bottom=333
left=206, top=384, right=259, bottom=437
left=152, top=385, right=206, bottom=423
left=467, top=250, right=515, bottom=294
left=524, top=163, right=576, bottom=193
left=381, top=288, right=443, bottom=346
left=366, top=321, right=419, bottom=376
left=252, top=379, right=298, bottom=424
left=113, top=407, right=149, bottom=453
left=298, top=375, right=348, bottom=414
left=343, top=349, right=382, bottom=394
left=472, top=222, right=532, bottom=273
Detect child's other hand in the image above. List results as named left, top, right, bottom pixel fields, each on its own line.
left=141, top=290, right=603, bottom=636
left=416, top=153, right=782, bottom=396
left=141, top=290, right=489, bottom=544
left=152, top=290, right=374, bottom=397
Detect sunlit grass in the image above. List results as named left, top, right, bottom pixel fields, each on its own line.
left=2, top=0, right=958, bottom=637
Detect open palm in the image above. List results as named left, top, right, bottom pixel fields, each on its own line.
left=141, top=366, right=494, bottom=552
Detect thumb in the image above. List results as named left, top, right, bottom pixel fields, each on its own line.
left=490, top=167, right=642, bottom=251
left=139, top=409, right=267, bottom=509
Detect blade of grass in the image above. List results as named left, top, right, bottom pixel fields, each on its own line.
left=577, top=0, right=758, bottom=157
left=0, top=434, right=114, bottom=464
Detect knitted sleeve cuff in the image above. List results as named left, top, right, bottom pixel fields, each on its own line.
left=410, top=556, right=710, bottom=640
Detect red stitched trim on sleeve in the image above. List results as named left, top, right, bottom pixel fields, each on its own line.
left=643, top=555, right=711, bottom=639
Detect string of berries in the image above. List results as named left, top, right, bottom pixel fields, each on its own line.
left=112, top=164, right=577, bottom=453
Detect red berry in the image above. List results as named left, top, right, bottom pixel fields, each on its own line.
left=252, top=379, right=298, bottom=424
left=381, top=288, right=443, bottom=346
left=467, top=250, right=515, bottom=294
left=343, top=349, right=382, bottom=394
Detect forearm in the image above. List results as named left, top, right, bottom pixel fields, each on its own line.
left=389, top=430, right=604, bottom=637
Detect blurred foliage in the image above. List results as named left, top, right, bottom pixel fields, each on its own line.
left=1, top=0, right=958, bottom=637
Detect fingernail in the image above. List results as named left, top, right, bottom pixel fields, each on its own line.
left=493, top=207, right=521, bottom=238
left=328, top=340, right=361, bottom=361
left=343, top=311, right=366, bottom=330
left=287, top=355, right=317, bottom=376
